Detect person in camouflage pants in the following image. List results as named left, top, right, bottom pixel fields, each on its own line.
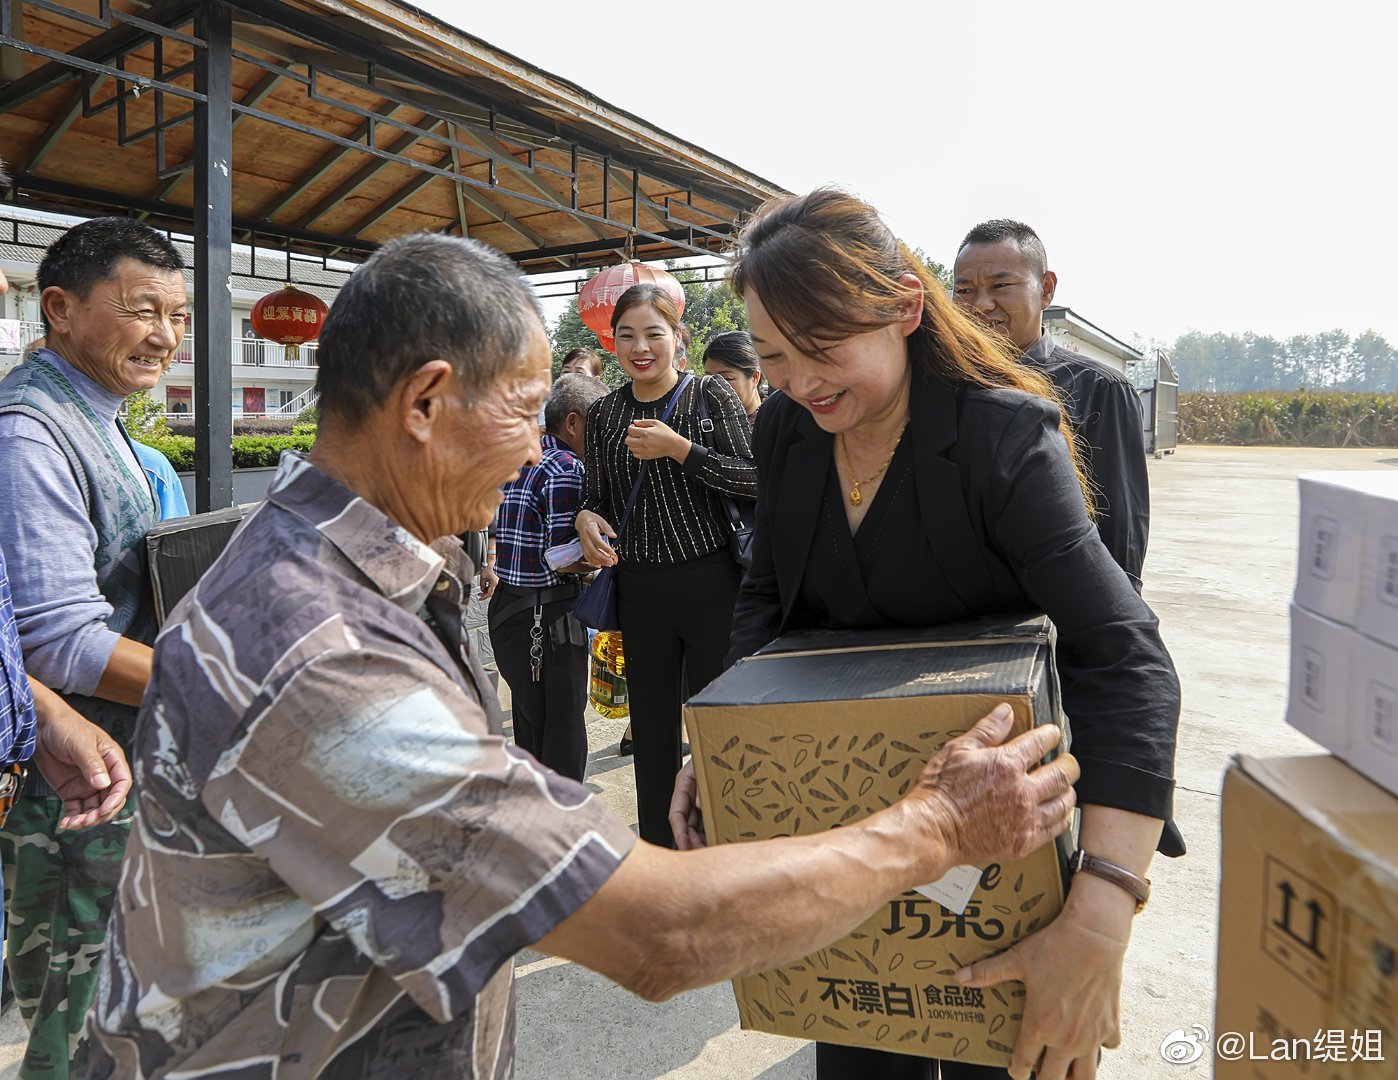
left=0, top=803, right=132, bottom=1077
left=0, top=216, right=186, bottom=1078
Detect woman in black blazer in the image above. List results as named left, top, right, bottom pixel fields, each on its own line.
left=672, top=189, right=1180, bottom=1080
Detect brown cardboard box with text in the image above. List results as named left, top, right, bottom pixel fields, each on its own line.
left=1216, top=756, right=1396, bottom=1078
left=686, top=615, right=1073, bottom=1067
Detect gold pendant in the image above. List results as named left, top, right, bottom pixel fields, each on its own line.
left=849, top=485, right=862, bottom=506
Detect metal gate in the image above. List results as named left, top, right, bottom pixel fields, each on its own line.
left=1152, top=353, right=1179, bottom=457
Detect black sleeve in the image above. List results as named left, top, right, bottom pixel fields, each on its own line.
left=1078, top=378, right=1150, bottom=590
left=988, top=397, right=1179, bottom=825
left=725, top=402, right=784, bottom=666
left=580, top=397, right=612, bottom=522
left=682, top=376, right=757, bottom=498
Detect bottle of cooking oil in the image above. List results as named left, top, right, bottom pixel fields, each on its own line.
left=589, top=630, right=629, bottom=719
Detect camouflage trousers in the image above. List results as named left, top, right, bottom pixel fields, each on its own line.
left=0, top=796, right=132, bottom=1080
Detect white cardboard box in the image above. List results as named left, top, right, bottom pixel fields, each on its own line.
left=1358, top=513, right=1398, bottom=651
left=1295, top=472, right=1398, bottom=638
left=1349, top=632, right=1398, bottom=795
left=1285, top=603, right=1353, bottom=758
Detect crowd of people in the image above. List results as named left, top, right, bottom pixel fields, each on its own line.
left=0, top=173, right=1179, bottom=1080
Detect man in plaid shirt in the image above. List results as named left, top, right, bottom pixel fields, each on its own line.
left=488, top=372, right=608, bottom=780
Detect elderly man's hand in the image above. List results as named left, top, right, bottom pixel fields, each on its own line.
left=909, top=704, right=1077, bottom=873
left=478, top=560, right=499, bottom=600
left=29, top=679, right=132, bottom=830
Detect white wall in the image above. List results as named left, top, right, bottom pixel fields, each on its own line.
left=1045, top=326, right=1129, bottom=374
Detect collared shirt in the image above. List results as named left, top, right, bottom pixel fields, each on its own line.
left=494, top=434, right=585, bottom=588
left=89, top=453, right=636, bottom=1079
left=1022, top=331, right=1151, bottom=589
left=0, top=546, right=36, bottom=767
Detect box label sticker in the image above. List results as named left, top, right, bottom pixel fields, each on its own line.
left=914, top=864, right=983, bottom=915
left=1263, top=855, right=1337, bottom=999
left=1302, top=646, right=1326, bottom=709
left=1308, top=515, right=1341, bottom=581
left=1379, top=536, right=1398, bottom=608
left=1363, top=679, right=1398, bottom=754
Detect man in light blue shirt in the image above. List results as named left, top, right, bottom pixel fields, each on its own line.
left=132, top=441, right=189, bottom=520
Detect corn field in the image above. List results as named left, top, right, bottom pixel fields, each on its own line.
left=1179, top=392, right=1398, bottom=447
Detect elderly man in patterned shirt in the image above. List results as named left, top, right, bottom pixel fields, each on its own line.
left=88, top=234, right=1079, bottom=1079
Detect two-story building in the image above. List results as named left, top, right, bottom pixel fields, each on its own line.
left=1, top=206, right=344, bottom=418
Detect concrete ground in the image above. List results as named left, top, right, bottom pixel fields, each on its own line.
left=1, top=444, right=1392, bottom=1078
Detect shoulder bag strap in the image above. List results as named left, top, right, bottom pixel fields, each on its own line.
left=694, top=376, right=747, bottom=529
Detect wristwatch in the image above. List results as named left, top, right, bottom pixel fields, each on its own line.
left=1068, top=849, right=1151, bottom=913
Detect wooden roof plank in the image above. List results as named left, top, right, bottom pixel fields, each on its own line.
left=0, top=0, right=198, bottom=111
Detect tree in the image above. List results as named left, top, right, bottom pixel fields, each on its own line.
left=671, top=266, right=748, bottom=370
left=911, top=247, right=953, bottom=292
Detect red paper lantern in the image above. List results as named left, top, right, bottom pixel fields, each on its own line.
left=251, top=286, right=329, bottom=362
left=578, top=261, right=686, bottom=351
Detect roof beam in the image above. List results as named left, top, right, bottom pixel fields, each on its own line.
left=291, top=117, right=444, bottom=231
left=230, top=0, right=762, bottom=215
left=150, top=69, right=283, bottom=199
left=342, top=162, right=439, bottom=236
left=454, top=126, right=613, bottom=243
left=447, top=122, right=469, bottom=237
left=254, top=103, right=403, bottom=221
left=16, top=75, right=105, bottom=173
left=0, top=0, right=198, bottom=111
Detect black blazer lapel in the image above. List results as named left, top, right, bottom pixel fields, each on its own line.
left=911, top=372, right=997, bottom=613
left=773, top=409, right=831, bottom=629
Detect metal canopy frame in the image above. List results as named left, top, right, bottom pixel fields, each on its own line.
left=0, top=0, right=784, bottom=509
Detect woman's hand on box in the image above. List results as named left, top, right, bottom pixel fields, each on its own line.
left=668, top=761, right=707, bottom=850
left=952, top=804, right=1158, bottom=1080
left=950, top=902, right=1129, bottom=1080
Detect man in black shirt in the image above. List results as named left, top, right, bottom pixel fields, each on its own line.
left=953, top=221, right=1150, bottom=589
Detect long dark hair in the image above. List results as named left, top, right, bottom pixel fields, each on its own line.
left=703, top=330, right=761, bottom=377
left=730, top=186, right=1093, bottom=514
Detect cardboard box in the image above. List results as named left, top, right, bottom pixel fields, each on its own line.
left=1285, top=604, right=1353, bottom=758
left=1216, top=756, right=1397, bottom=1078
left=1349, top=634, right=1398, bottom=796
left=145, top=505, right=252, bottom=624
left=1295, top=472, right=1398, bottom=640
left=685, top=613, right=1072, bottom=1067
left=1357, top=487, right=1398, bottom=651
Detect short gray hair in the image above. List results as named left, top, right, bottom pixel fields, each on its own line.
left=545, top=372, right=608, bottom=435
left=316, top=234, right=543, bottom=424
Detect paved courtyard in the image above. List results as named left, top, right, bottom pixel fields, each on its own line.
left=3, top=445, right=1392, bottom=1077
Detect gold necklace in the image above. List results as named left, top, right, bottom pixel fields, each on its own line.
left=839, top=417, right=910, bottom=506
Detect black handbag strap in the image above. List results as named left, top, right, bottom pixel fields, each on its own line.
left=695, top=375, right=747, bottom=529
left=613, top=372, right=693, bottom=541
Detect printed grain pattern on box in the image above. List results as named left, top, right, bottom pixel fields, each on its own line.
left=686, top=614, right=1073, bottom=1067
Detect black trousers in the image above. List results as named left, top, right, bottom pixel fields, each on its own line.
left=616, top=549, right=740, bottom=847
left=815, top=1043, right=1011, bottom=1079
left=488, top=583, right=590, bottom=782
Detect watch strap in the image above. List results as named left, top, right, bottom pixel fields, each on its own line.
left=1069, top=849, right=1151, bottom=913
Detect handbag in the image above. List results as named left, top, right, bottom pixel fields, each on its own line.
left=574, top=374, right=694, bottom=630
left=695, top=376, right=756, bottom=570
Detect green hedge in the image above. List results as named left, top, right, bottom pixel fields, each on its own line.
left=134, top=433, right=316, bottom=471
left=1179, top=391, right=1398, bottom=447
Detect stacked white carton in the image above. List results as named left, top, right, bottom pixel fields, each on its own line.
left=1287, top=471, right=1398, bottom=794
